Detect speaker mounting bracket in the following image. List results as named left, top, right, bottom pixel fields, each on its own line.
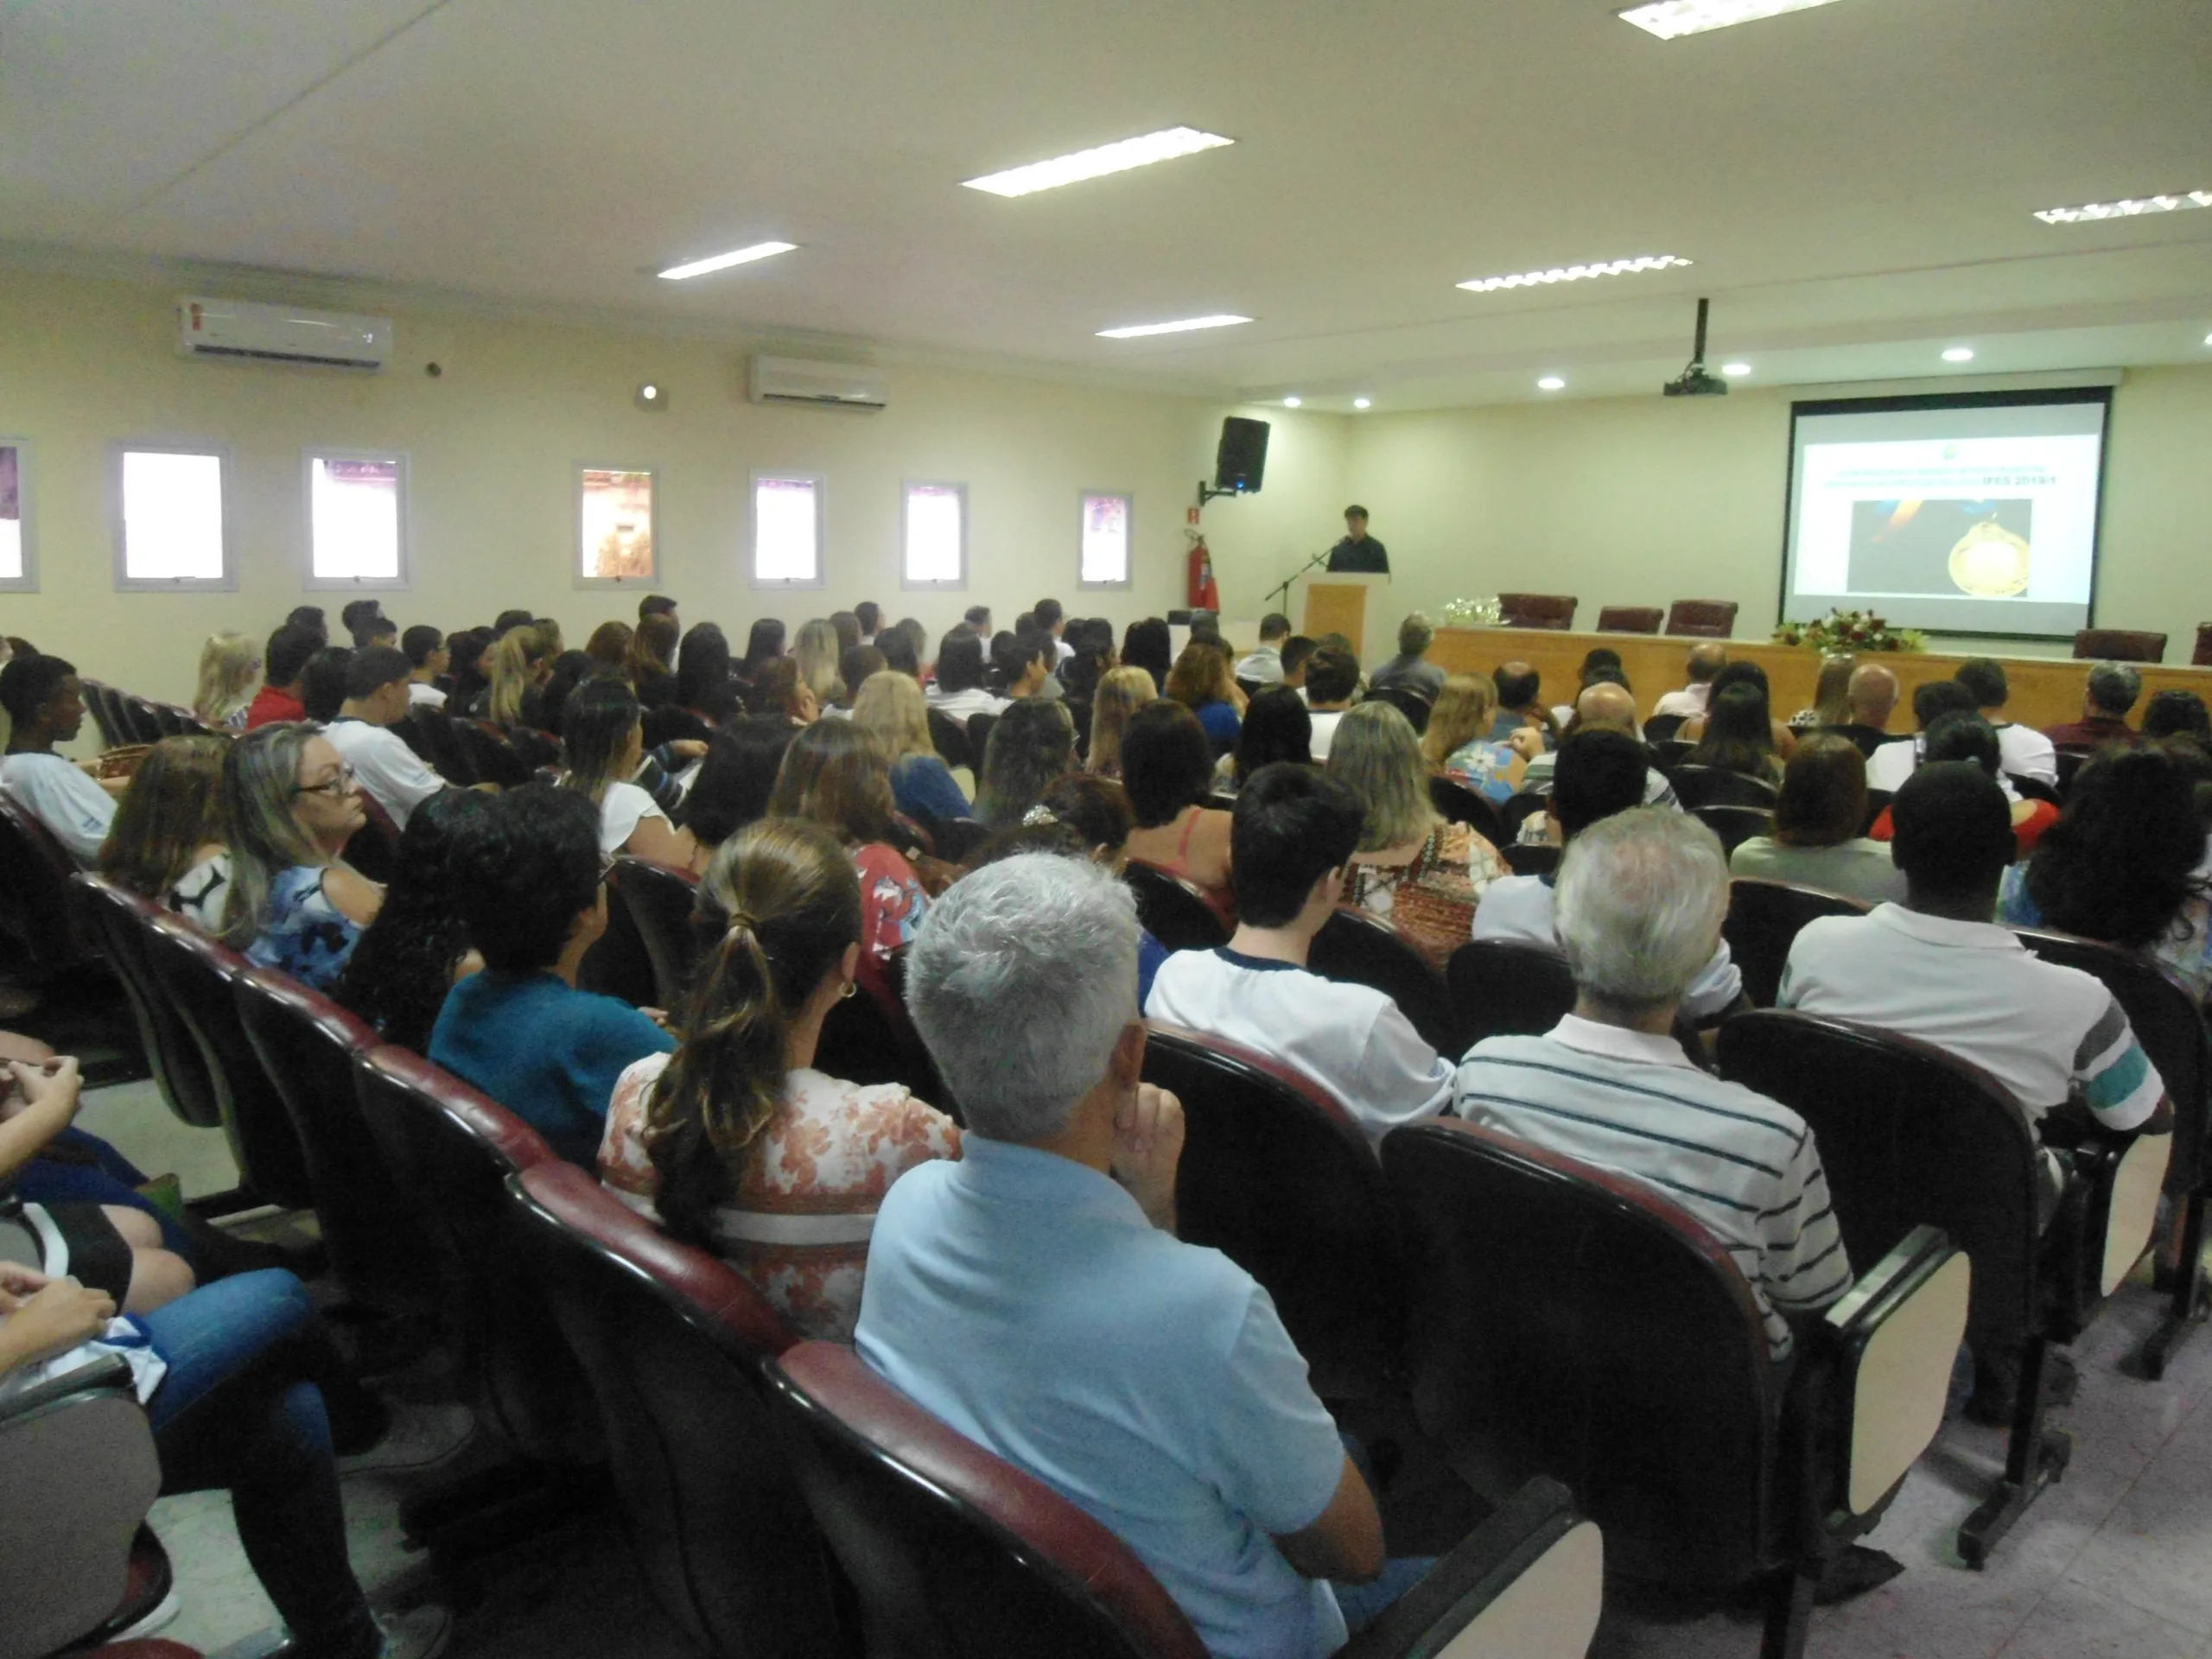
left=1196, top=479, right=1245, bottom=510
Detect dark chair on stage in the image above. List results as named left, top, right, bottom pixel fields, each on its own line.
left=1497, top=594, right=1579, bottom=631
left=2195, top=624, right=2212, bottom=669
left=1427, top=775, right=1507, bottom=844
left=1596, top=606, right=1663, bottom=634
left=2072, top=628, right=2166, bottom=663
left=1665, top=600, right=1739, bottom=638
left=1721, top=880, right=1870, bottom=1008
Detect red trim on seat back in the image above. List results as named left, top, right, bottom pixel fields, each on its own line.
left=1142, top=1020, right=1375, bottom=1162
left=354, top=1041, right=556, bottom=1173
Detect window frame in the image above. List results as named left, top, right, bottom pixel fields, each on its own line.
left=111, top=439, right=237, bottom=593
left=573, top=461, right=660, bottom=592
left=748, top=469, right=827, bottom=590
left=899, top=478, right=969, bottom=592
left=1077, top=488, right=1135, bottom=591
left=0, top=437, right=37, bottom=594
left=300, top=446, right=411, bottom=592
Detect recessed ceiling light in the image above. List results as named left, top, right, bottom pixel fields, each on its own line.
left=2035, top=190, right=2211, bottom=225
left=1618, top=0, right=1847, bottom=40
left=1096, top=315, right=1252, bottom=339
left=1459, top=254, right=1690, bottom=293
left=1537, top=376, right=1567, bottom=391
left=1352, top=397, right=1372, bottom=410
left=656, top=241, right=798, bottom=281
left=1722, top=361, right=1753, bottom=377
left=963, top=127, right=1233, bottom=198
left=1942, top=346, right=1975, bottom=362
left=1283, top=396, right=1303, bottom=408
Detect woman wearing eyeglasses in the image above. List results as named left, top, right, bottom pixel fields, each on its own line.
left=219, top=724, right=385, bottom=990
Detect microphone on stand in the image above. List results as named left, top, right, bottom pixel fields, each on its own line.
left=1265, top=546, right=1336, bottom=613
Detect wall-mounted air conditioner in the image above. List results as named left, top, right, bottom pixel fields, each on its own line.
left=176, top=296, right=392, bottom=371
left=747, top=355, right=888, bottom=411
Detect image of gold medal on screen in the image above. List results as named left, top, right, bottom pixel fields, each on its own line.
left=1948, top=518, right=2031, bottom=597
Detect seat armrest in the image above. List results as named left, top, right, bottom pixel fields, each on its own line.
left=0, top=1353, right=136, bottom=1427
left=1337, top=1476, right=1602, bottom=1659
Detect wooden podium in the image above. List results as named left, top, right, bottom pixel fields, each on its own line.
left=1302, top=574, right=1391, bottom=663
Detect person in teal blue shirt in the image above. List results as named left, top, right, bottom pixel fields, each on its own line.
left=429, top=785, right=672, bottom=1165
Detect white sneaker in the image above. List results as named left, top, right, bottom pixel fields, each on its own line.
left=336, top=1402, right=476, bottom=1476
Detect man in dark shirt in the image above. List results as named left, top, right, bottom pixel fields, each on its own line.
left=2044, top=662, right=2143, bottom=751
left=1326, top=506, right=1389, bottom=574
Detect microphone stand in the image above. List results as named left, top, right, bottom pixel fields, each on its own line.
left=1266, top=547, right=1336, bottom=614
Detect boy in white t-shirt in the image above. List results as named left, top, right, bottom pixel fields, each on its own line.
left=0, top=652, right=122, bottom=866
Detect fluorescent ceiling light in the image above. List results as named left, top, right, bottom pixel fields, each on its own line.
left=1618, top=0, right=1846, bottom=40
left=963, top=127, right=1232, bottom=198
left=1721, top=361, right=1752, bottom=377
left=1942, top=346, right=1975, bottom=362
left=1283, top=396, right=1303, bottom=407
left=1352, top=397, right=1372, bottom=410
left=1537, top=376, right=1567, bottom=391
left=1459, top=254, right=1689, bottom=293
left=1096, top=315, right=1251, bottom=339
left=2035, top=190, right=2210, bottom=225
left=657, top=241, right=797, bottom=281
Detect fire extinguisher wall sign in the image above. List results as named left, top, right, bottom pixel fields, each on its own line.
left=1187, top=537, right=1220, bottom=612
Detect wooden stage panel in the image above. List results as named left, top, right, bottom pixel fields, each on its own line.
left=1432, top=628, right=2212, bottom=736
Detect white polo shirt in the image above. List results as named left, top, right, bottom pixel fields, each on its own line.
left=1778, top=903, right=2164, bottom=1129
left=1992, top=721, right=2058, bottom=787
left=923, top=684, right=1009, bottom=728
left=1306, top=709, right=1346, bottom=761
left=1651, top=683, right=1712, bottom=721
left=1471, top=874, right=1744, bottom=1023
left=1456, top=1015, right=1852, bottom=1358
left=323, top=717, right=447, bottom=830
left=1143, top=947, right=1453, bottom=1147
left=408, top=681, right=448, bottom=712
left=1865, top=737, right=2022, bottom=802
left=1, top=752, right=117, bottom=867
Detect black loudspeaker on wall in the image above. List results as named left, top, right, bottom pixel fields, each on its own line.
left=1215, top=417, right=1271, bottom=494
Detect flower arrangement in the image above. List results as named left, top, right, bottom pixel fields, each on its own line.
left=1440, top=596, right=1503, bottom=628
left=1772, top=608, right=1926, bottom=654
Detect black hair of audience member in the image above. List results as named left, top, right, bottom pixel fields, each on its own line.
left=1304, top=646, right=1361, bottom=707
left=876, top=627, right=919, bottom=678
left=970, top=817, right=1093, bottom=870
left=1577, top=647, right=1623, bottom=683
left=991, top=631, right=1046, bottom=692
left=447, top=627, right=494, bottom=706
left=1920, top=709, right=1999, bottom=775
left=448, top=783, right=603, bottom=971
left=854, top=601, right=882, bottom=637
left=1493, top=663, right=1541, bottom=710
left=1688, top=682, right=1777, bottom=779
left=684, top=716, right=799, bottom=849
left=3, top=635, right=35, bottom=658
left=1121, top=618, right=1173, bottom=690
left=1014, top=613, right=1036, bottom=637
left=264, top=625, right=322, bottom=690
left=493, top=608, right=536, bottom=638
left=1228, top=764, right=1367, bottom=928
left=1550, top=728, right=1650, bottom=838
left=837, top=645, right=887, bottom=704
left=639, top=594, right=679, bottom=621
left=1188, top=613, right=1224, bottom=647
left=1033, top=598, right=1065, bottom=632
left=2144, top=689, right=2212, bottom=741
left=340, top=599, right=389, bottom=645
left=536, top=652, right=604, bottom=737
left=934, top=632, right=988, bottom=695
left=401, top=625, right=445, bottom=669
left=675, top=622, right=740, bottom=719
left=975, top=700, right=1076, bottom=829
left=1580, top=664, right=1631, bottom=694
left=286, top=606, right=328, bottom=645
left=739, top=619, right=786, bottom=679
left=1034, top=771, right=1134, bottom=853
left=301, top=646, right=354, bottom=723
left=1280, top=636, right=1319, bottom=683
left=1120, top=700, right=1215, bottom=830
left=0, top=652, right=72, bottom=728
left=1707, top=659, right=1770, bottom=700
left=330, top=789, right=492, bottom=1052
left=830, top=611, right=861, bottom=655
left=1911, top=678, right=1977, bottom=731
left=963, top=605, right=993, bottom=632
left=343, top=645, right=410, bottom=702
left=1060, top=626, right=1113, bottom=702
left=1232, top=686, right=1313, bottom=785
left=1890, top=762, right=2016, bottom=904
left=1953, top=658, right=2009, bottom=709
left=2024, top=747, right=2210, bottom=952
left=1773, top=734, right=1870, bottom=849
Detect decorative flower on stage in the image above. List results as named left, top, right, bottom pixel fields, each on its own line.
left=1441, top=596, right=1503, bottom=627
left=1772, top=608, right=1925, bottom=653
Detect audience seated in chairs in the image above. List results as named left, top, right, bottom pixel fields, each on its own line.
left=2144, top=688, right=2212, bottom=743
left=1085, top=664, right=1157, bottom=781
left=97, top=733, right=233, bottom=931
left=861, top=850, right=1433, bottom=1658
left=1216, top=683, right=1312, bottom=797
left=1786, top=651, right=1855, bottom=734
left=301, top=645, right=355, bottom=726
left=219, top=724, right=384, bottom=993
left=1421, top=672, right=1524, bottom=804
left=1650, top=640, right=1726, bottom=722
left=1547, top=647, right=1629, bottom=728
left=626, top=613, right=682, bottom=710
left=471, top=624, right=556, bottom=728
left=734, top=617, right=785, bottom=688
left=245, top=624, right=321, bottom=731
left=1956, top=658, right=2059, bottom=786
left=597, top=818, right=959, bottom=1343
left=973, top=698, right=1077, bottom=831
left=1999, top=746, right=2212, bottom=1001
left=1678, top=660, right=1797, bottom=761
left=682, top=715, right=798, bottom=861
left=323, top=646, right=467, bottom=831
left=1475, top=729, right=1747, bottom=1025
left=0, top=653, right=121, bottom=866
left=1326, top=702, right=1505, bottom=964
left=1779, top=762, right=2169, bottom=1206
left=557, top=677, right=699, bottom=868
left=195, top=628, right=262, bottom=731
left=2044, top=661, right=2145, bottom=751
left=401, top=625, right=448, bottom=712
left=1120, top=615, right=1173, bottom=691
left=1729, top=734, right=1907, bottom=906
left=1122, top=701, right=1236, bottom=923
left=850, top=669, right=971, bottom=826
left=429, top=784, right=672, bottom=1166
left=1866, top=711, right=2058, bottom=860
left=1866, top=678, right=1977, bottom=792
left=1489, top=660, right=1556, bottom=749
left=791, top=618, right=845, bottom=714
left=1165, top=639, right=1246, bottom=759
left=1514, top=682, right=1679, bottom=810
left=1303, top=645, right=1363, bottom=762
left=925, top=632, right=1007, bottom=730
left=1686, top=678, right=1786, bottom=786
left=1234, top=611, right=1292, bottom=687
left=748, top=654, right=818, bottom=725
left=675, top=621, right=744, bottom=726
left=1825, top=662, right=1901, bottom=761
left=767, top=720, right=933, bottom=960
left=1144, top=764, right=1452, bottom=1147
left=331, top=790, right=491, bottom=1054
left=1367, top=612, right=1446, bottom=702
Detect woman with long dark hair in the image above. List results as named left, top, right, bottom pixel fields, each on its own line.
left=766, top=721, right=931, bottom=959
left=332, top=790, right=492, bottom=1052
left=738, top=619, right=787, bottom=684
left=683, top=716, right=799, bottom=854
left=99, top=733, right=232, bottom=930
left=974, top=699, right=1076, bottom=830
left=626, top=613, right=681, bottom=709
left=1121, top=617, right=1173, bottom=691
left=597, top=819, right=958, bottom=1341
left=558, top=677, right=697, bottom=866
left=1219, top=684, right=1311, bottom=794
left=1688, top=681, right=1784, bottom=785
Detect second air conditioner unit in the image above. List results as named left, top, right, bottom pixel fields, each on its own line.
left=747, top=355, right=888, bottom=411
left=177, top=296, right=392, bottom=371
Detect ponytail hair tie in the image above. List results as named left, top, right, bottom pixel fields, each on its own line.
left=725, top=912, right=761, bottom=937
left=1022, top=804, right=1058, bottom=828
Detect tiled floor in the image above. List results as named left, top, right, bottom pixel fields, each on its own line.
left=83, top=1077, right=2212, bottom=1659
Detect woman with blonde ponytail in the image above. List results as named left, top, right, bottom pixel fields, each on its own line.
left=596, top=818, right=958, bottom=1339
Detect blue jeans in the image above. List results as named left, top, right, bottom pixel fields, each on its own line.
left=139, top=1271, right=381, bottom=1659
left=1334, top=1555, right=1438, bottom=1636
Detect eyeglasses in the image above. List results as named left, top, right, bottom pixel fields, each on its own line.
left=293, top=765, right=357, bottom=798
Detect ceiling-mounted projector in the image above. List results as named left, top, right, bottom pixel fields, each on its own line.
left=1663, top=296, right=1729, bottom=397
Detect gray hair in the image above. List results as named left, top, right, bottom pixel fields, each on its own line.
left=906, top=853, right=1139, bottom=1141
left=1554, top=808, right=1728, bottom=1018
left=2088, top=662, right=2141, bottom=716
left=219, top=722, right=331, bottom=949
left=1396, top=612, right=1435, bottom=658
left=1326, top=700, right=1438, bottom=853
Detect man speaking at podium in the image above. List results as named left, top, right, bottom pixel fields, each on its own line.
left=1326, top=505, right=1389, bottom=573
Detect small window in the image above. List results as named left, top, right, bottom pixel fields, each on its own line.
left=1079, top=490, right=1133, bottom=588
left=752, top=472, right=824, bottom=588
left=0, top=441, right=34, bottom=593
left=575, top=464, right=658, bottom=588
left=305, top=449, right=408, bottom=588
left=901, top=480, right=967, bottom=589
left=115, top=443, right=232, bottom=590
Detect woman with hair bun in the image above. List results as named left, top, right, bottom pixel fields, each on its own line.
left=597, top=819, right=959, bottom=1340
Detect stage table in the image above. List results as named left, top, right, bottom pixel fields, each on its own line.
left=1433, top=628, right=2212, bottom=735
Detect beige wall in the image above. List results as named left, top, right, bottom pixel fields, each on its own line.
left=1342, top=364, right=2212, bottom=664
left=0, top=268, right=1350, bottom=708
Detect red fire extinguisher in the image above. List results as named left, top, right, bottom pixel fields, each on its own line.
left=1187, top=536, right=1221, bottom=612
